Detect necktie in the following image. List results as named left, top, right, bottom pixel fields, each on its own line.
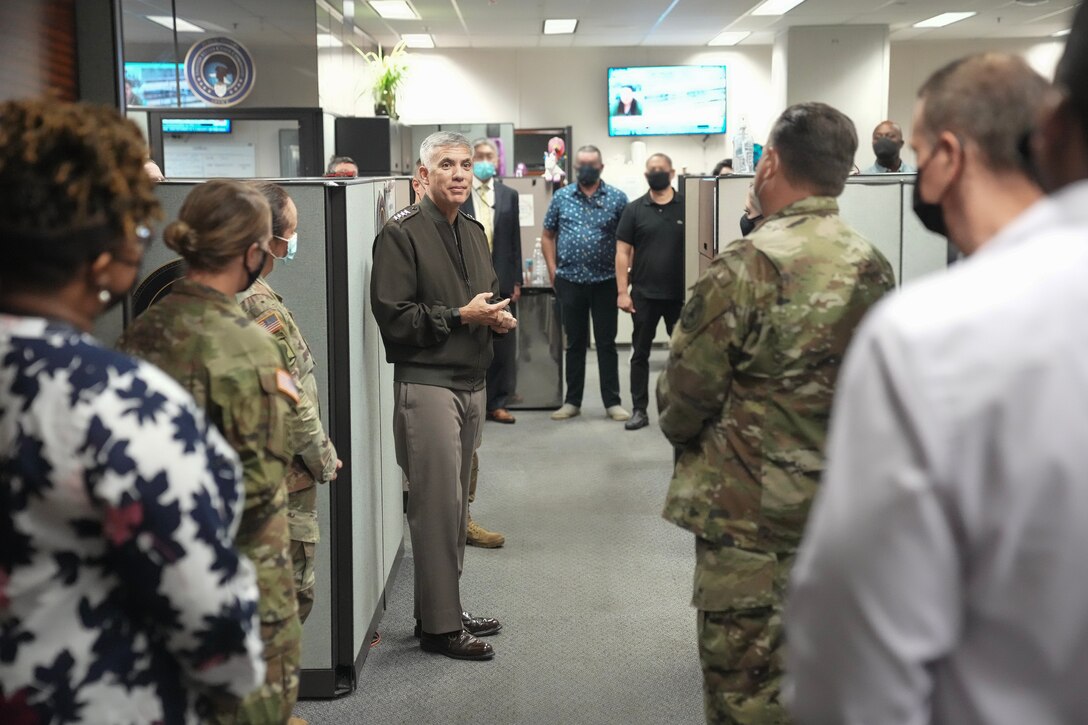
left=477, top=183, right=494, bottom=250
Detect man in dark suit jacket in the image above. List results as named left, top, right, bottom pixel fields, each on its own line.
left=462, top=138, right=523, bottom=425
left=458, top=139, right=521, bottom=549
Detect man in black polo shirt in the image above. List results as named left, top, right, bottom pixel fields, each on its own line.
left=616, top=152, right=686, bottom=431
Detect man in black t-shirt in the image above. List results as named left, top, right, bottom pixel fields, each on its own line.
left=615, top=153, right=686, bottom=431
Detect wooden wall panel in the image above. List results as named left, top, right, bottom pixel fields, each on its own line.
left=0, top=1, right=78, bottom=102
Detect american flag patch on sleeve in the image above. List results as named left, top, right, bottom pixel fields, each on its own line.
left=256, top=310, right=285, bottom=335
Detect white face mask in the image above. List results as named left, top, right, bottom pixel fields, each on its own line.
left=273, top=232, right=298, bottom=261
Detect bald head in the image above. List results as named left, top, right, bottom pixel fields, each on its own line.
left=873, top=121, right=903, bottom=144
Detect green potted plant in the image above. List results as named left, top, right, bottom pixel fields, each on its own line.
left=363, top=40, right=408, bottom=119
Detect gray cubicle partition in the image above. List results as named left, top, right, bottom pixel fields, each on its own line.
left=683, top=174, right=950, bottom=296
left=95, top=177, right=410, bottom=699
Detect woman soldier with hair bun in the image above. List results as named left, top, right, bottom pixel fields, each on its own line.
left=0, top=100, right=264, bottom=723
left=118, top=179, right=304, bottom=725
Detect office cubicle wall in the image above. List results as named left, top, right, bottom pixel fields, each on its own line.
left=95, top=177, right=410, bottom=698
left=683, top=174, right=950, bottom=294
left=340, top=179, right=411, bottom=675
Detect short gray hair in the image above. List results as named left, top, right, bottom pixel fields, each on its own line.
left=420, top=131, right=472, bottom=169
left=472, top=137, right=497, bottom=155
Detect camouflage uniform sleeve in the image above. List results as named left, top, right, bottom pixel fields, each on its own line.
left=206, top=351, right=299, bottom=626
left=239, top=294, right=337, bottom=483
left=238, top=292, right=299, bottom=375
left=657, top=248, right=770, bottom=445
left=291, top=384, right=337, bottom=483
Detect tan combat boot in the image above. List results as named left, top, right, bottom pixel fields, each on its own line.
left=467, top=515, right=505, bottom=548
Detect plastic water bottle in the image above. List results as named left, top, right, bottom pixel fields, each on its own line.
left=733, top=119, right=754, bottom=173
left=532, top=239, right=547, bottom=286
left=525, top=257, right=533, bottom=282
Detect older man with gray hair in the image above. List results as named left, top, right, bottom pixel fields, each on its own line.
left=371, top=131, right=515, bottom=660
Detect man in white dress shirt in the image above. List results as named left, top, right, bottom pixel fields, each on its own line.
left=785, top=38, right=1088, bottom=724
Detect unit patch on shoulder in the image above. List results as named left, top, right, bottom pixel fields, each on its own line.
left=276, top=368, right=301, bottom=404
left=256, top=309, right=285, bottom=336
left=680, top=294, right=706, bottom=333
left=390, top=205, right=420, bottom=223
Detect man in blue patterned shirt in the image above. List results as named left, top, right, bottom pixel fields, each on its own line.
left=542, top=145, right=631, bottom=422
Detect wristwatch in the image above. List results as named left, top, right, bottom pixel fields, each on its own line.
left=451, top=307, right=463, bottom=327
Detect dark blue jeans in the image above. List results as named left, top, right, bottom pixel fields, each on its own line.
left=554, top=276, right=621, bottom=409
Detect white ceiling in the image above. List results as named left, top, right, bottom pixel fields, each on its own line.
left=349, top=0, right=1080, bottom=48
left=119, top=0, right=1080, bottom=48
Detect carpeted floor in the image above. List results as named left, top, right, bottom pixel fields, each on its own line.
left=295, top=349, right=704, bottom=725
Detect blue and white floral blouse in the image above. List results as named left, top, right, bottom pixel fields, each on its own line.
left=0, top=315, right=264, bottom=724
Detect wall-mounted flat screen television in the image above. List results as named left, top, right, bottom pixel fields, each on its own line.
left=124, top=62, right=205, bottom=108
left=162, top=118, right=232, bottom=134
left=607, top=65, right=727, bottom=137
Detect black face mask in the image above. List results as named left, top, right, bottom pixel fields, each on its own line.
left=912, top=159, right=947, bottom=237
left=577, top=165, right=601, bottom=187
left=740, top=213, right=763, bottom=237
left=873, top=137, right=900, bottom=163
left=646, top=170, right=671, bottom=191
left=242, top=249, right=266, bottom=291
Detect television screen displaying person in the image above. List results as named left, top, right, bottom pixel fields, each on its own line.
left=613, top=85, right=642, bottom=116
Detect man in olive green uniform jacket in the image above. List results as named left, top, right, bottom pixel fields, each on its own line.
left=240, top=275, right=338, bottom=623
left=371, top=132, right=515, bottom=661
left=120, top=278, right=302, bottom=723
left=657, top=103, right=895, bottom=724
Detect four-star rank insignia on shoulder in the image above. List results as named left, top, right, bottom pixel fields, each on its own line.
left=390, top=205, right=420, bottom=223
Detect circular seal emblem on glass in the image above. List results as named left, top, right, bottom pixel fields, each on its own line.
left=184, top=37, right=256, bottom=107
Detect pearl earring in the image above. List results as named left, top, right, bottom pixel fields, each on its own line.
left=98, top=289, right=111, bottom=304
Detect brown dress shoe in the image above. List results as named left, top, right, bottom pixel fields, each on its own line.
left=486, top=408, right=516, bottom=424
left=419, top=629, right=495, bottom=660
left=414, top=612, right=502, bottom=638
left=461, top=611, right=502, bottom=636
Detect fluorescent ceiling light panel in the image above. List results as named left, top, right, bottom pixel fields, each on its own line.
left=751, top=0, right=807, bottom=16
left=369, top=1, right=419, bottom=20
left=708, top=31, right=750, bottom=46
left=401, top=33, right=434, bottom=48
left=543, top=18, right=578, bottom=34
left=1053, top=28, right=1071, bottom=37
left=317, top=33, right=344, bottom=48
left=147, top=15, right=205, bottom=32
left=913, top=12, right=977, bottom=28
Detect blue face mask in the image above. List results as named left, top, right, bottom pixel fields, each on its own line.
left=473, top=161, right=496, bottom=182
left=274, top=233, right=298, bottom=261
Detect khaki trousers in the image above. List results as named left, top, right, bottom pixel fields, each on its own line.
left=393, top=382, right=484, bottom=634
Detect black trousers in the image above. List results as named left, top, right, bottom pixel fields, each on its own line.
left=554, top=276, right=621, bottom=409
left=630, top=291, right=683, bottom=412
left=486, top=302, right=517, bottom=411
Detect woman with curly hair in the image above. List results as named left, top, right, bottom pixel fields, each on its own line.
left=0, top=100, right=264, bottom=723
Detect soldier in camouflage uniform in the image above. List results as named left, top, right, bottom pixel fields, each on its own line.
left=119, top=180, right=302, bottom=724
left=657, top=103, right=895, bottom=724
left=239, top=183, right=340, bottom=624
